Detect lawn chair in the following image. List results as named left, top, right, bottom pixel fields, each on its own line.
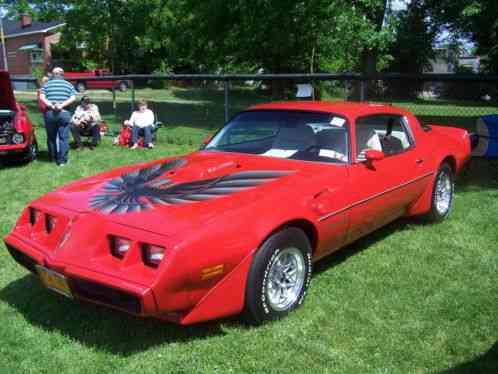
left=79, top=121, right=108, bottom=144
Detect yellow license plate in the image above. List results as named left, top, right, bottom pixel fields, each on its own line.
left=36, top=266, right=73, bottom=298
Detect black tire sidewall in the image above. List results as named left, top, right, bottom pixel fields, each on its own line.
left=429, top=163, right=454, bottom=221
left=244, top=227, right=312, bottom=324
left=76, top=82, right=86, bottom=93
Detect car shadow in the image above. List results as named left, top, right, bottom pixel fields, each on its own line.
left=313, top=218, right=415, bottom=275
left=0, top=275, right=227, bottom=356
left=439, top=341, right=498, bottom=373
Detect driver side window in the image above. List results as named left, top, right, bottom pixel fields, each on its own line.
left=356, top=115, right=413, bottom=160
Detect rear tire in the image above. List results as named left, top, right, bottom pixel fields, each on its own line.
left=118, top=81, right=128, bottom=92
left=425, top=163, right=454, bottom=222
left=75, top=82, right=86, bottom=93
left=243, top=227, right=312, bottom=325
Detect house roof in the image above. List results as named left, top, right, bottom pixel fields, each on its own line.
left=1, top=18, right=65, bottom=39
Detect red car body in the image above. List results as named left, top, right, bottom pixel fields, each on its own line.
left=0, top=72, right=38, bottom=162
left=65, top=69, right=130, bottom=92
left=4, top=101, right=471, bottom=324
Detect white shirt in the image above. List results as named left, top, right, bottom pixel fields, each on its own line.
left=129, top=109, right=154, bottom=128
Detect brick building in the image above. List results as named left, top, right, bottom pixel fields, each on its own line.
left=0, top=14, right=65, bottom=77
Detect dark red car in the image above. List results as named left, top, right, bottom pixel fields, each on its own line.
left=0, top=72, right=38, bottom=162
left=65, top=69, right=130, bottom=93
left=4, top=101, right=471, bottom=325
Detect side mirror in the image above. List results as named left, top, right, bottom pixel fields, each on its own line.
left=364, top=149, right=385, bottom=162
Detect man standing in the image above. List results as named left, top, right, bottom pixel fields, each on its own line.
left=39, top=67, right=76, bottom=166
left=70, top=96, right=101, bottom=150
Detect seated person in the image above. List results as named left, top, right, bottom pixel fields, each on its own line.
left=125, top=99, right=155, bottom=149
left=380, top=119, right=404, bottom=155
left=70, top=96, right=101, bottom=150
left=357, top=128, right=382, bottom=161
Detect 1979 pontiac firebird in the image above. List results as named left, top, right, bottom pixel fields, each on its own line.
left=4, top=101, right=471, bottom=325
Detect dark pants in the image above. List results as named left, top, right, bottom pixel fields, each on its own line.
left=71, top=123, right=100, bottom=147
left=44, top=110, right=71, bottom=164
left=132, top=126, right=152, bottom=145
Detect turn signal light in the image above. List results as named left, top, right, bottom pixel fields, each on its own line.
left=110, top=236, right=131, bottom=259
left=142, top=244, right=165, bottom=268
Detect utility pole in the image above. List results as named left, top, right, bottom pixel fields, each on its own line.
left=0, top=11, right=8, bottom=71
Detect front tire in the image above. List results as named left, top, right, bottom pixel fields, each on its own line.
left=243, top=227, right=312, bottom=325
left=26, top=141, right=38, bottom=162
left=426, top=163, right=454, bottom=222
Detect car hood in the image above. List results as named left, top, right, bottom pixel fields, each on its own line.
left=37, top=151, right=325, bottom=236
left=0, top=71, right=18, bottom=111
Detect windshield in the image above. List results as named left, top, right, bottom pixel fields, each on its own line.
left=205, top=110, right=349, bottom=163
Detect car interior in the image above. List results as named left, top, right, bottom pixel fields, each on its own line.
left=356, top=115, right=411, bottom=160
left=209, top=111, right=350, bottom=163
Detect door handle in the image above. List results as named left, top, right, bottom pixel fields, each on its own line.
left=416, top=159, right=424, bottom=164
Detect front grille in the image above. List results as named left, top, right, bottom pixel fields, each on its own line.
left=6, top=244, right=38, bottom=273
left=70, top=278, right=142, bottom=314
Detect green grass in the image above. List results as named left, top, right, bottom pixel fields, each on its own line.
left=1, top=88, right=497, bottom=373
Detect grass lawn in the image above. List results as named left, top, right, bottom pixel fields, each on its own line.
left=0, top=88, right=497, bottom=373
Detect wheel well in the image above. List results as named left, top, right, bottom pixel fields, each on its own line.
left=442, top=156, right=456, bottom=175
left=264, top=219, right=318, bottom=254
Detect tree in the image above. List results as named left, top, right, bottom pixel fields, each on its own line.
left=428, top=0, right=498, bottom=73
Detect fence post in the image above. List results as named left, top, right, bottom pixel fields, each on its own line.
left=112, top=87, right=117, bottom=120
left=224, top=79, right=229, bottom=123
left=360, top=80, right=367, bottom=102
left=130, top=80, right=136, bottom=112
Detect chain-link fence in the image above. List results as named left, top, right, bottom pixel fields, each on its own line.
left=11, top=74, right=498, bottom=146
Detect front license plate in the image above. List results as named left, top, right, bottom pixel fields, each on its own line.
left=0, top=137, right=7, bottom=144
left=36, top=266, right=73, bottom=298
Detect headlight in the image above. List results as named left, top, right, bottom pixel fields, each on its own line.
left=142, top=244, right=165, bottom=268
left=12, top=133, right=24, bottom=144
left=110, top=236, right=131, bottom=258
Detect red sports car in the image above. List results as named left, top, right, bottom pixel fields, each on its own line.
left=4, top=101, right=471, bottom=325
left=0, top=71, right=38, bottom=162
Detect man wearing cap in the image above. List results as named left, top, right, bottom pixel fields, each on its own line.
left=39, top=67, right=76, bottom=166
left=70, top=96, right=102, bottom=150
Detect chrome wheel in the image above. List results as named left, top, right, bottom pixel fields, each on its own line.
left=435, top=170, right=453, bottom=215
left=265, top=247, right=306, bottom=312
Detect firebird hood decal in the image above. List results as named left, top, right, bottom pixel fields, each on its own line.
left=89, top=159, right=292, bottom=214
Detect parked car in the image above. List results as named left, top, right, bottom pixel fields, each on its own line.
left=0, top=71, right=38, bottom=163
left=65, top=69, right=130, bottom=93
left=4, top=101, right=471, bottom=325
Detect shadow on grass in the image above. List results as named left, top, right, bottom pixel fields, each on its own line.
left=440, top=341, right=498, bottom=373
left=0, top=275, right=227, bottom=356
left=457, top=158, right=498, bottom=192
left=313, top=218, right=415, bottom=275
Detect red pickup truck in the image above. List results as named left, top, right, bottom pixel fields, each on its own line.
left=64, top=69, right=131, bottom=93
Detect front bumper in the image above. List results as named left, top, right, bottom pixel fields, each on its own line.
left=4, top=234, right=158, bottom=317
left=0, top=141, right=30, bottom=157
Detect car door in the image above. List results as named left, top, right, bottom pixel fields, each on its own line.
left=346, top=114, right=431, bottom=242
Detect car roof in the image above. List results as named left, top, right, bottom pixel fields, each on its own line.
left=248, top=101, right=410, bottom=119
